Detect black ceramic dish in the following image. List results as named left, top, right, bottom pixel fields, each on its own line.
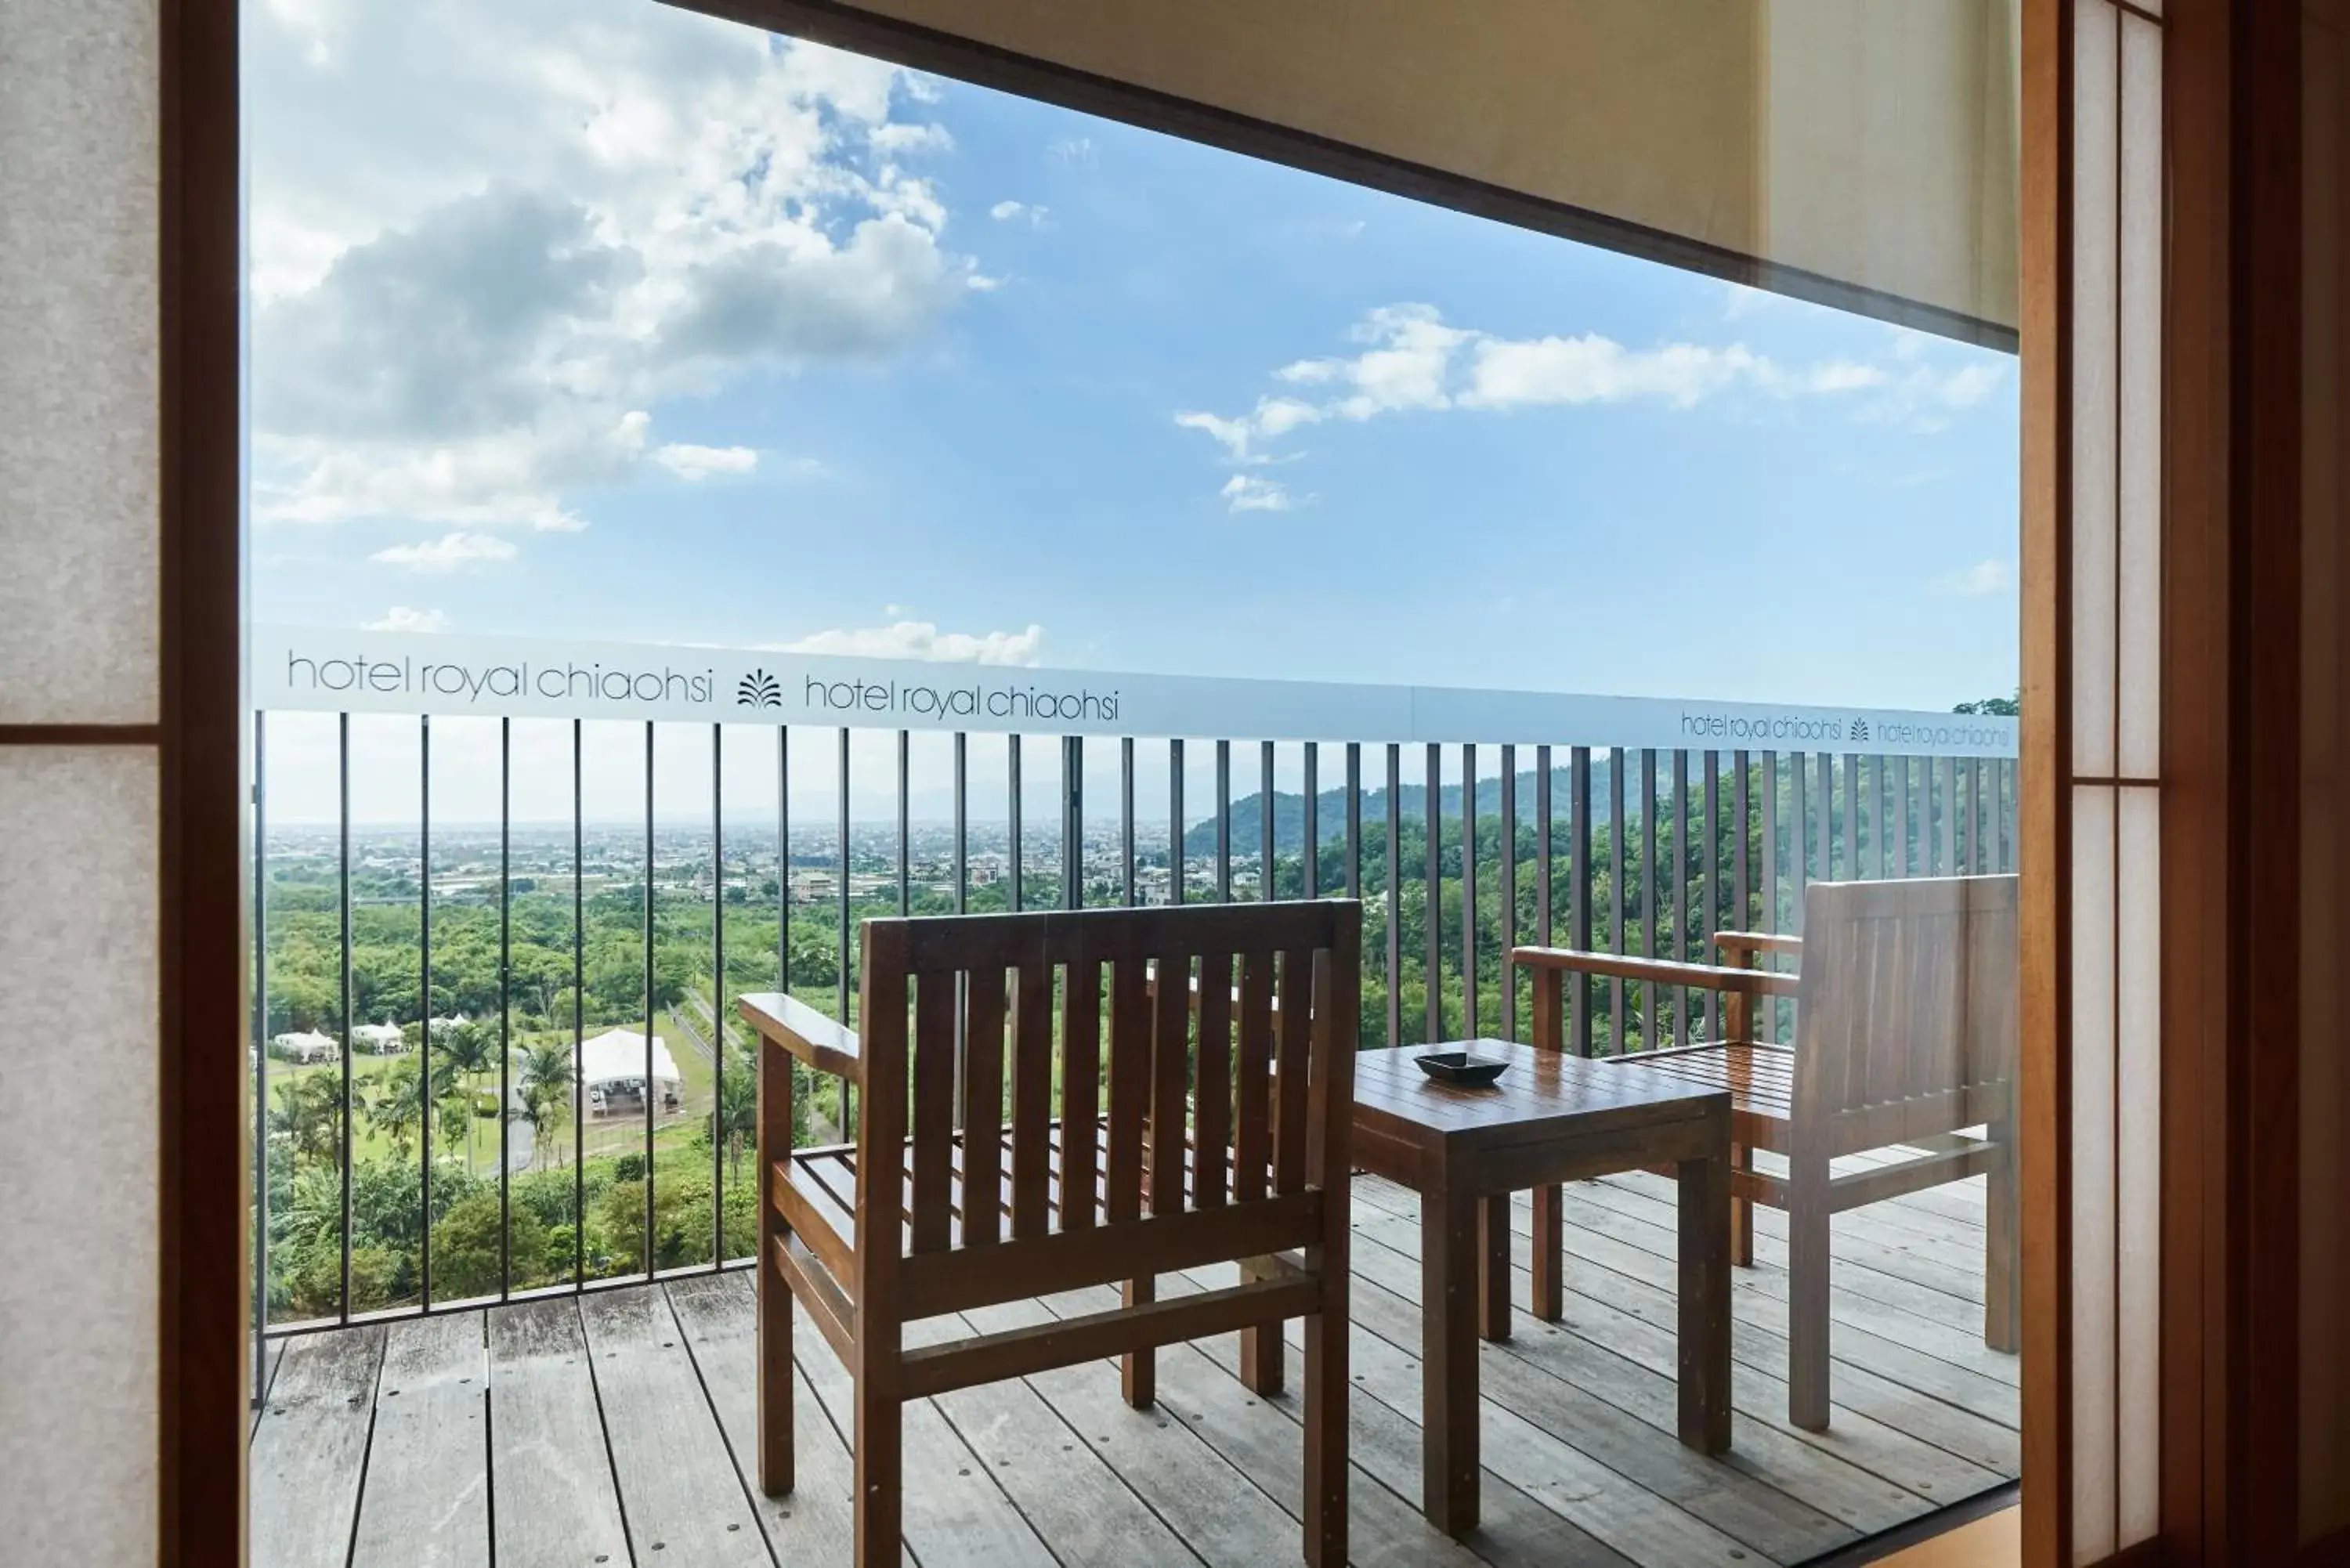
left=1413, top=1050, right=1509, bottom=1087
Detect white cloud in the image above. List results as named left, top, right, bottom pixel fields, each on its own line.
left=989, top=199, right=1049, bottom=226
left=1220, top=475, right=1302, bottom=513
left=1177, top=303, right=2006, bottom=501
left=1048, top=136, right=1095, bottom=165
left=370, top=531, right=520, bottom=572
left=246, top=1, right=978, bottom=537
left=770, top=620, right=1046, bottom=665
left=364, top=605, right=450, bottom=632
left=653, top=442, right=758, bottom=480
left=1942, top=558, right=2014, bottom=597
left=870, top=121, right=953, bottom=157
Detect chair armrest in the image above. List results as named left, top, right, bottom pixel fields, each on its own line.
left=1509, top=946, right=1799, bottom=997
left=738, top=992, right=864, bottom=1082
left=1712, top=930, right=1803, bottom=960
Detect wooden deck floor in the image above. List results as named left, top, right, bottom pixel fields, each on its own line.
left=251, top=1164, right=2017, bottom=1568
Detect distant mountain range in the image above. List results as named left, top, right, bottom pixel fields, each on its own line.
left=1181, top=763, right=1626, bottom=858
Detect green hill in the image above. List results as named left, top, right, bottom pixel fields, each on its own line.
left=1181, top=762, right=1623, bottom=858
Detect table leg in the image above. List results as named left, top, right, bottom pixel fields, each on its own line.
left=1676, top=1147, right=1734, bottom=1455
left=1477, top=1192, right=1512, bottom=1342
left=1423, top=1181, right=1480, bottom=1535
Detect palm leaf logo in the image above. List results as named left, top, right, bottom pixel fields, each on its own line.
left=1849, top=716, right=1871, bottom=744
left=737, top=669, right=783, bottom=709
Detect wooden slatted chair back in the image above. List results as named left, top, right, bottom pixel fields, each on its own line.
left=1791, top=876, right=2019, bottom=1155
left=853, top=901, right=1359, bottom=1318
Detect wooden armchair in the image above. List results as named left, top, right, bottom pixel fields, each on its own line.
left=1514, top=875, right=2019, bottom=1431
left=740, top=901, right=1361, bottom=1566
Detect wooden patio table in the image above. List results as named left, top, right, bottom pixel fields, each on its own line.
left=1348, top=1040, right=1735, bottom=1537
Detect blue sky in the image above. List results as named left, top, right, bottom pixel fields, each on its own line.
left=250, top=0, right=2019, bottom=721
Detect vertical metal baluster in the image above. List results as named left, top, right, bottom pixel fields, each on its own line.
left=1875, top=756, right=1893, bottom=879
left=1536, top=745, right=1554, bottom=955
left=1600, top=747, right=1618, bottom=1057
left=1791, top=753, right=1809, bottom=935
left=953, top=732, right=967, bottom=916
left=781, top=726, right=803, bottom=1149
left=1064, top=736, right=1083, bottom=909
left=1968, top=757, right=1984, bottom=872
left=1009, top=732, right=1023, bottom=913
left=1384, top=744, right=1401, bottom=1049
left=1169, top=739, right=1184, bottom=906
left=574, top=721, right=586, bottom=1284
left=713, top=724, right=725, bottom=1267
left=1120, top=736, right=1135, bottom=907
left=896, top=731, right=910, bottom=915
left=1672, top=751, right=1690, bottom=1049
left=1896, top=754, right=1913, bottom=874
left=1816, top=751, right=1835, bottom=887
left=1259, top=740, right=1275, bottom=902
left=644, top=721, right=657, bottom=1277
left=1640, top=749, right=1658, bottom=1053
left=1499, top=744, right=1517, bottom=1041
left=1842, top=753, right=1859, bottom=887
left=2002, top=759, right=2016, bottom=872
left=1216, top=739, right=1232, bottom=902
left=1734, top=749, right=1751, bottom=934
left=1702, top=750, right=1720, bottom=1042
left=1761, top=751, right=1780, bottom=1042
left=836, top=728, right=852, bottom=1140
left=1303, top=742, right=1319, bottom=899
left=1424, top=742, right=1441, bottom=1043
left=500, top=718, right=513, bottom=1298
left=418, top=715, right=432, bottom=1305
left=338, top=712, right=352, bottom=1322
left=1345, top=742, right=1361, bottom=899
left=252, top=713, right=269, bottom=1367
left=1461, top=742, right=1477, bottom=1038
left=1573, top=746, right=1596, bottom=1053
left=1940, top=755, right=1958, bottom=874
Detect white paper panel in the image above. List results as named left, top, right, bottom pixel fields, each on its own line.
left=2117, top=13, right=2164, bottom=781
left=2071, top=780, right=2120, bottom=1565
left=0, top=0, right=161, bottom=724
left=2116, top=785, right=2162, bottom=1545
left=2072, top=0, right=2121, bottom=781
left=0, top=748, right=161, bottom=1564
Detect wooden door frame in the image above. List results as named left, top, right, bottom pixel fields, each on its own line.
left=159, top=0, right=248, bottom=1565
left=164, top=2, right=2303, bottom=1566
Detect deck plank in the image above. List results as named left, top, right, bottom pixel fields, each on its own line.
left=251, top=1164, right=2019, bottom=1568
left=349, top=1313, right=490, bottom=1568
left=579, top=1285, right=772, bottom=1566
left=251, top=1324, right=385, bottom=1568
left=663, top=1274, right=888, bottom=1566
left=959, top=1293, right=1298, bottom=1568
left=915, top=1306, right=1205, bottom=1564
left=1337, top=1211, right=2005, bottom=1519
left=486, top=1299, right=631, bottom=1568
left=774, top=1279, right=1053, bottom=1566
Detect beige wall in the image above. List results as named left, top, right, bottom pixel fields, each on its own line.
left=809, top=0, right=2019, bottom=337
left=0, top=0, right=164, bottom=1559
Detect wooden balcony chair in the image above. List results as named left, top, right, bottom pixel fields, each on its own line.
left=1514, top=874, right=2019, bottom=1431
left=742, top=901, right=1361, bottom=1566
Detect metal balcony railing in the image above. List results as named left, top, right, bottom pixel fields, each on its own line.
left=248, top=712, right=2015, bottom=1403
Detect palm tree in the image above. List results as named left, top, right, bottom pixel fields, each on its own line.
left=708, top=1048, right=757, bottom=1186
left=437, top=1020, right=497, bottom=1172
left=360, top=1060, right=424, bottom=1159
left=514, top=1042, right=574, bottom=1169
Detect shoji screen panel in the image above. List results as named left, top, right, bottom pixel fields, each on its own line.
left=2063, top=0, right=2164, bottom=1561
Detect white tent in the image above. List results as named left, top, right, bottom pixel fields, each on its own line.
left=271, top=1030, right=337, bottom=1064
left=578, top=1029, right=682, bottom=1095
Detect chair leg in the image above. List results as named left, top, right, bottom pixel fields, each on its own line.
left=851, top=1358, right=902, bottom=1567
left=1123, top=1275, right=1156, bottom=1409
left=757, top=1248, right=795, bottom=1496
left=1985, top=1121, right=2022, bottom=1353
left=1239, top=1257, right=1285, bottom=1395
left=1788, top=1168, right=1833, bottom=1431
left=1301, top=1297, right=1349, bottom=1567
left=1729, top=1144, right=1754, bottom=1269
